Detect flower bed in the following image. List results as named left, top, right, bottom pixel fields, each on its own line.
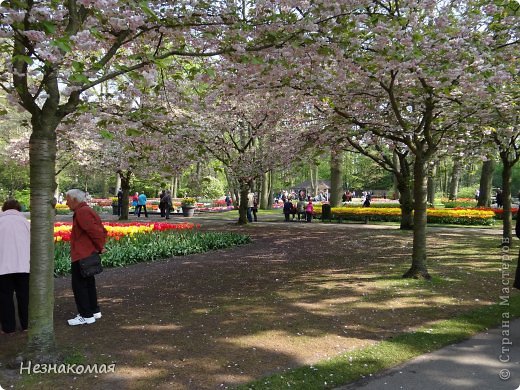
left=53, top=222, right=250, bottom=275
left=54, top=221, right=197, bottom=242
left=313, top=205, right=495, bottom=225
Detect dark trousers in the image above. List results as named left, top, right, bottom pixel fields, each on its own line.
left=137, top=205, right=148, bottom=217
left=252, top=208, right=257, bottom=222
left=165, top=206, right=171, bottom=219
left=0, top=273, right=29, bottom=333
left=247, top=207, right=253, bottom=222
left=306, top=212, right=313, bottom=222
left=71, top=261, right=99, bottom=318
left=514, top=251, right=520, bottom=289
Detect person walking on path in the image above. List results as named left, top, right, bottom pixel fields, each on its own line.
left=305, top=199, right=314, bottom=223
left=132, top=192, right=139, bottom=215
left=247, top=192, right=254, bottom=223
left=163, top=190, right=172, bottom=219
left=496, top=189, right=503, bottom=208
left=117, top=188, right=123, bottom=216
left=252, top=195, right=259, bottom=222
left=65, top=189, right=107, bottom=326
left=137, top=192, right=148, bottom=218
left=0, top=199, right=30, bottom=334
left=159, top=189, right=166, bottom=218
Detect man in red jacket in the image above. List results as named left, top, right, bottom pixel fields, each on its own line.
left=65, top=189, right=107, bottom=326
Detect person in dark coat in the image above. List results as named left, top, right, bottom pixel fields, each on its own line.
left=496, top=189, right=503, bottom=208
left=514, top=209, right=520, bottom=289
left=159, top=190, right=166, bottom=217
left=163, top=190, right=172, bottom=219
left=117, top=188, right=123, bottom=216
left=283, top=199, right=293, bottom=222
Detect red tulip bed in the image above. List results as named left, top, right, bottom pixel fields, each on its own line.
left=53, top=221, right=250, bottom=276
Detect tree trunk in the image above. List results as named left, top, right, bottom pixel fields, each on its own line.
left=238, top=181, right=250, bottom=225
left=54, top=176, right=60, bottom=200
left=172, top=175, right=178, bottom=198
left=309, top=163, right=318, bottom=197
left=395, top=168, right=414, bottom=231
left=260, top=170, right=270, bottom=209
left=448, top=158, right=462, bottom=201
left=501, top=161, right=513, bottom=246
left=427, top=162, right=436, bottom=206
left=330, top=149, right=343, bottom=207
left=118, top=170, right=132, bottom=221
left=26, top=121, right=59, bottom=362
left=477, top=159, right=495, bottom=207
left=403, top=157, right=431, bottom=279
left=392, top=152, right=400, bottom=200
left=396, top=152, right=413, bottom=230
left=267, top=170, right=273, bottom=209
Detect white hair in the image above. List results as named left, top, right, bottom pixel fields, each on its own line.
left=66, top=189, right=86, bottom=202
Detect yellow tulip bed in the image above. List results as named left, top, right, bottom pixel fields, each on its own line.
left=313, top=205, right=495, bottom=225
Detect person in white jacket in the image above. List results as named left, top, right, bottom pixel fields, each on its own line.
left=0, top=199, right=30, bottom=333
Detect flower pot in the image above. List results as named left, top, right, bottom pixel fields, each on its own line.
left=182, top=205, right=195, bottom=217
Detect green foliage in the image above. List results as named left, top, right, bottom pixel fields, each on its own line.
left=13, top=189, right=30, bottom=210
left=199, top=176, right=224, bottom=199
left=456, top=186, right=480, bottom=199
left=494, top=163, right=520, bottom=195
left=54, top=230, right=250, bottom=276
left=442, top=199, right=478, bottom=208
left=0, top=161, right=30, bottom=201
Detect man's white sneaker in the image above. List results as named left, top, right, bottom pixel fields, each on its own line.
left=93, top=312, right=102, bottom=319
left=67, top=315, right=95, bottom=326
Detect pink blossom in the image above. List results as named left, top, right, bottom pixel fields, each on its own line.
left=23, top=30, right=47, bottom=42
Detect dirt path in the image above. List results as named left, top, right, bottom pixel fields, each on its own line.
left=0, top=215, right=504, bottom=389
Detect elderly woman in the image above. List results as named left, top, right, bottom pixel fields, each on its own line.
left=0, top=199, right=30, bottom=334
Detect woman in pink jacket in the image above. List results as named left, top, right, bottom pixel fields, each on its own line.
left=0, top=199, right=30, bottom=333
left=305, top=199, right=314, bottom=223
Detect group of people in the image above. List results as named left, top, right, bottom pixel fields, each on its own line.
left=283, top=197, right=314, bottom=222
left=275, top=189, right=329, bottom=204
left=131, top=191, right=149, bottom=217
left=118, top=189, right=173, bottom=218
left=0, top=189, right=107, bottom=332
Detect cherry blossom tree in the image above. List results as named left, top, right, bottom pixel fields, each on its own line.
left=278, top=0, right=517, bottom=278
left=191, top=85, right=307, bottom=224
left=0, top=0, right=311, bottom=359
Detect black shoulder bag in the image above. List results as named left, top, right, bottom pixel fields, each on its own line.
left=79, top=252, right=103, bottom=278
